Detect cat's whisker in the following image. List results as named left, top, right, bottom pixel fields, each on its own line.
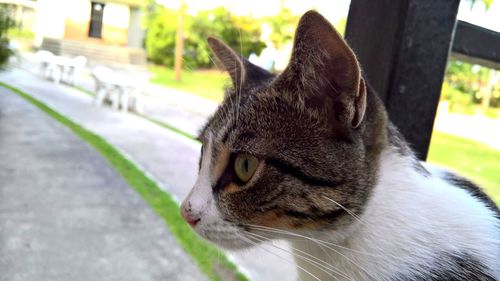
left=252, top=224, right=418, bottom=265
left=244, top=224, right=395, bottom=259
left=246, top=231, right=354, bottom=280
left=245, top=233, right=342, bottom=280
left=241, top=235, right=323, bottom=281
left=321, top=195, right=366, bottom=225
left=246, top=225, right=376, bottom=280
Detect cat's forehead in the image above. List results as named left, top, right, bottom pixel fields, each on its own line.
left=198, top=90, right=326, bottom=153
left=198, top=86, right=267, bottom=142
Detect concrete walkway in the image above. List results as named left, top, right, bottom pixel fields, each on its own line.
left=0, top=87, right=207, bottom=281
left=0, top=69, right=297, bottom=281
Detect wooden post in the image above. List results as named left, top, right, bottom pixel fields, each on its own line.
left=174, top=0, right=185, bottom=81
left=483, top=70, right=498, bottom=111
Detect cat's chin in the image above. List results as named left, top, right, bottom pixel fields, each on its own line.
left=195, top=222, right=258, bottom=250
left=209, top=237, right=256, bottom=250
left=199, top=231, right=257, bottom=250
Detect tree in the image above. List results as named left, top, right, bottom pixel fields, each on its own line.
left=144, top=5, right=266, bottom=69
left=0, top=6, right=15, bottom=68
left=263, top=8, right=298, bottom=49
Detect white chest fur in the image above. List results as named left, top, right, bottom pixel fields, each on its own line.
left=290, top=149, right=500, bottom=281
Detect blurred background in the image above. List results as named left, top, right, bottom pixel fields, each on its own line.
left=0, top=0, right=499, bottom=281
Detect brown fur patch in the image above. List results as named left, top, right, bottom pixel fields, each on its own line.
left=222, top=182, right=241, bottom=194
left=211, top=144, right=230, bottom=185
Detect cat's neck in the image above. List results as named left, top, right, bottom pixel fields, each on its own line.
left=290, top=147, right=499, bottom=281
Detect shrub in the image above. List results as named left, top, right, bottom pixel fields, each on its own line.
left=145, top=5, right=266, bottom=68
left=441, top=81, right=475, bottom=113
left=0, top=6, right=15, bottom=68
left=144, top=5, right=177, bottom=66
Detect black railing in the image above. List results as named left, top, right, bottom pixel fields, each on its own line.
left=452, top=20, right=500, bottom=70
left=344, top=0, right=500, bottom=160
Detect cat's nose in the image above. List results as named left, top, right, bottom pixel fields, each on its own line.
left=180, top=201, right=200, bottom=227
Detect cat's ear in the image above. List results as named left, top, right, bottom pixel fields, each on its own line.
left=208, top=36, right=273, bottom=89
left=207, top=37, right=245, bottom=88
left=272, top=11, right=366, bottom=128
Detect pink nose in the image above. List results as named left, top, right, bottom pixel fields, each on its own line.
left=180, top=201, right=200, bottom=227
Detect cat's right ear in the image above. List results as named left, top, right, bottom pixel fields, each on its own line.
left=208, top=37, right=273, bottom=90
left=272, top=11, right=367, bottom=129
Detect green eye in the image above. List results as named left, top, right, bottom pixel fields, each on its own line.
left=234, top=154, right=259, bottom=183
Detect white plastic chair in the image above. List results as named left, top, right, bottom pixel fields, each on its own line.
left=64, top=56, right=87, bottom=85
left=92, top=66, right=120, bottom=109
left=119, top=72, right=148, bottom=113
left=36, top=50, right=55, bottom=78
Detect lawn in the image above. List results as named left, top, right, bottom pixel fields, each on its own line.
left=149, top=65, right=228, bottom=102
left=428, top=131, right=500, bottom=205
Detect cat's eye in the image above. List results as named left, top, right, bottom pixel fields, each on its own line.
left=234, top=154, right=259, bottom=183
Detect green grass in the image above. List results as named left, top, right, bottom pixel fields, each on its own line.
left=141, top=115, right=198, bottom=140
left=149, top=65, right=228, bottom=102
left=74, top=85, right=94, bottom=97
left=0, top=82, right=248, bottom=281
left=428, top=131, right=500, bottom=204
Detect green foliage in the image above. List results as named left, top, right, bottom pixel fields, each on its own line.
left=8, top=28, right=34, bottom=39
left=466, top=0, right=495, bottom=9
left=263, top=8, right=299, bottom=48
left=145, top=5, right=266, bottom=68
left=443, top=60, right=500, bottom=112
left=446, top=60, right=489, bottom=94
left=441, top=82, right=474, bottom=113
left=144, top=4, right=177, bottom=66
left=0, top=6, right=15, bottom=68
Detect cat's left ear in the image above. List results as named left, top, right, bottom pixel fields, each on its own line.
left=207, top=37, right=273, bottom=90
left=272, top=11, right=366, bottom=128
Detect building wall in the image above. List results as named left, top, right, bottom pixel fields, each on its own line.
left=34, top=0, right=66, bottom=46
left=63, top=0, right=91, bottom=41
left=101, top=3, right=129, bottom=45
left=35, top=0, right=132, bottom=47
left=127, top=6, right=144, bottom=48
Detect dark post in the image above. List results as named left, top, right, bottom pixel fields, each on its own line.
left=345, top=0, right=460, bottom=160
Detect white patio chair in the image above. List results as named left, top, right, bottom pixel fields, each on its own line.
left=63, top=56, right=87, bottom=85
left=35, top=50, right=55, bottom=78
left=119, top=86, right=144, bottom=113
left=92, top=66, right=121, bottom=109
left=118, top=72, right=148, bottom=113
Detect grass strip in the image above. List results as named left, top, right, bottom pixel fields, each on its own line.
left=0, top=82, right=248, bottom=281
left=140, top=115, right=198, bottom=141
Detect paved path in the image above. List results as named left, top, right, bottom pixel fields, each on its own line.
left=0, top=86, right=207, bottom=281
left=434, top=106, right=500, bottom=150
left=0, top=69, right=298, bottom=281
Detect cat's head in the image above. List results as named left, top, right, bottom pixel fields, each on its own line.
left=181, top=10, right=387, bottom=249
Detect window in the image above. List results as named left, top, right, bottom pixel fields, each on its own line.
left=89, top=2, right=105, bottom=38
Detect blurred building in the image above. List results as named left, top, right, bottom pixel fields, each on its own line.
left=0, top=0, right=37, bottom=31
left=4, top=0, right=147, bottom=65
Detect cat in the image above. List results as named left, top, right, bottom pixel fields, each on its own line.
left=180, top=10, right=500, bottom=281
